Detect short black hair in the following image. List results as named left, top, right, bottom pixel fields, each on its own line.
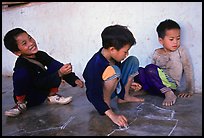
left=3, top=28, right=27, bottom=53
left=101, top=25, right=136, bottom=50
left=156, top=19, right=180, bottom=39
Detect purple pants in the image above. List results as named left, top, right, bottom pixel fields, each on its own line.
left=134, top=64, right=171, bottom=96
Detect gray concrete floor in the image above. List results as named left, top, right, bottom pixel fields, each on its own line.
left=2, top=76, right=202, bottom=136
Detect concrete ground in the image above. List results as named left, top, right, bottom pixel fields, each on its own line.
left=2, top=76, right=202, bottom=136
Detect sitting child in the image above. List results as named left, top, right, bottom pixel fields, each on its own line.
left=3, top=28, right=84, bottom=117
left=134, top=19, right=195, bottom=106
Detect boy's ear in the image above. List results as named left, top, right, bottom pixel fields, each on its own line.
left=109, top=46, right=116, bottom=52
left=13, top=51, right=21, bottom=56
left=158, top=38, right=164, bottom=45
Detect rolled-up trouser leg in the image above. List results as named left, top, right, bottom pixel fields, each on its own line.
left=120, top=56, right=140, bottom=86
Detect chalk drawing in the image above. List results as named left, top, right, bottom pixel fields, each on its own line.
left=60, top=116, right=75, bottom=129
left=107, top=103, right=178, bottom=136
left=6, top=116, right=75, bottom=136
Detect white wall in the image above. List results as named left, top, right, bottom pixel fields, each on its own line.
left=2, top=2, right=202, bottom=93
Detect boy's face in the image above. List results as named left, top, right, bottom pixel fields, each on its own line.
left=159, top=29, right=180, bottom=52
left=14, top=32, right=38, bottom=57
left=111, top=44, right=130, bottom=62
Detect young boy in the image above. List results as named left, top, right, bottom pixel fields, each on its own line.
left=134, top=19, right=195, bottom=106
left=83, top=25, right=144, bottom=127
left=3, top=28, right=84, bottom=117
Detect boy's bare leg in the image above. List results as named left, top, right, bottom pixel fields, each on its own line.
left=118, top=76, right=144, bottom=103
left=103, top=78, right=129, bottom=127
left=163, top=90, right=177, bottom=106
left=103, top=78, right=119, bottom=108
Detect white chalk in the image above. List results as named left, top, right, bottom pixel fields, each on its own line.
left=118, top=125, right=129, bottom=130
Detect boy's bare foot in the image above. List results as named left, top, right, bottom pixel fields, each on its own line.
left=131, top=90, right=147, bottom=96
left=162, top=91, right=177, bottom=106
left=117, top=95, right=144, bottom=103
left=177, top=92, right=193, bottom=98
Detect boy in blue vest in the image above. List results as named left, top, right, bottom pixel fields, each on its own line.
left=83, top=25, right=144, bottom=127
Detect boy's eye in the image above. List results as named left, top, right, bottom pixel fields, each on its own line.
left=22, top=41, right=26, bottom=45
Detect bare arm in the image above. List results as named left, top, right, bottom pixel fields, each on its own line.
left=151, top=50, right=157, bottom=64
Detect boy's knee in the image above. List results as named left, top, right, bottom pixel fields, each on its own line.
left=111, top=65, right=121, bottom=77
left=145, top=64, right=159, bottom=75
left=122, top=56, right=139, bottom=72
left=126, top=56, right=139, bottom=65
left=103, top=65, right=121, bottom=81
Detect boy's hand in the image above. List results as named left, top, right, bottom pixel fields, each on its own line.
left=75, top=79, right=84, bottom=88
left=112, top=114, right=128, bottom=127
left=131, top=82, right=142, bottom=91
left=58, top=63, right=72, bottom=77
left=105, top=109, right=128, bottom=127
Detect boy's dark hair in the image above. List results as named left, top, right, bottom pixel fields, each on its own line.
left=156, top=19, right=180, bottom=39
left=101, top=25, right=136, bottom=50
left=4, top=28, right=27, bottom=52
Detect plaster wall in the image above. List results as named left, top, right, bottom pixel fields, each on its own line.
left=2, top=2, right=202, bottom=93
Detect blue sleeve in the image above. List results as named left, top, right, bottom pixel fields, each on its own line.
left=36, top=51, right=80, bottom=87
left=83, top=53, right=110, bottom=115
left=86, top=88, right=110, bottom=115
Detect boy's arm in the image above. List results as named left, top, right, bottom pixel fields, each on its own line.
left=88, top=91, right=111, bottom=115
left=62, top=72, right=80, bottom=87
left=37, top=51, right=82, bottom=87
left=180, top=47, right=195, bottom=94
